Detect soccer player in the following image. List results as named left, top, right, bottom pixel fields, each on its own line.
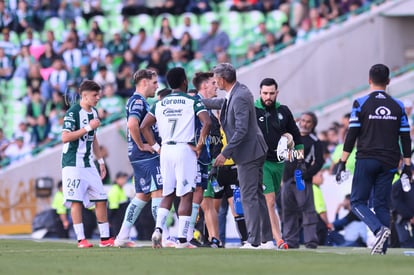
left=61, top=80, right=114, bottom=248
left=141, top=67, right=211, bottom=248
left=114, top=69, right=164, bottom=247
left=192, top=72, right=223, bottom=247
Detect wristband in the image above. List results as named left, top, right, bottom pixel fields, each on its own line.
left=97, top=158, right=105, bottom=165
left=152, top=143, right=160, bottom=152
left=84, top=125, right=93, bottom=132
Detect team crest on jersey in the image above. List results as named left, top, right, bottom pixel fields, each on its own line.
left=68, top=189, right=74, bottom=196
left=278, top=113, right=284, bottom=120
left=139, top=178, right=146, bottom=186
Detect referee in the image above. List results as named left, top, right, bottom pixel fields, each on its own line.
left=336, top=64, right=412, bottom=255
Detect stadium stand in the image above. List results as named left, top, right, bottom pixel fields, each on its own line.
left=0, top=0, right=398, bottom=169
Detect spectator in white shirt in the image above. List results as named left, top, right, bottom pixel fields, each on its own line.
left=93, top=64, right=116, bottom=89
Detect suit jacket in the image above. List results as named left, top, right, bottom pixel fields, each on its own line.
left=203, top=82, right=268, bottom=165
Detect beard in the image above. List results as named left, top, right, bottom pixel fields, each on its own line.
left=261, top=98, right=274, bottom=107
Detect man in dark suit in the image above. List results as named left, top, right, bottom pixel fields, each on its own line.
left=204, top=63, right=273, bottom=249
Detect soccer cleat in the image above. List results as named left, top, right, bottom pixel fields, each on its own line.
left=175, top=241, right=197, bottom=249
left=277, top=239, right=288, bottom=250
left=78, top=239, right=93, bottom=248
left=210, top=237, right=223, bottom=248
left=99, top=237, right=115, bottom=247
left=189, top=238, right=203, bottom=247
left=260, top=240, right=277, bottom=250
left=162, top=236, right=177, bottom=248
left=151, top=228, right=163, bottom=249
left=114, top=238, right=137, bottom=248
left=371, top=226, right=391, bottom=255
left=239, top=242, right=261, bottom=249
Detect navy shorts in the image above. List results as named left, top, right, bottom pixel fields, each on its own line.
left=131, top=156, right=163, bottom=194
left=197, top=162, right=209, bottom=189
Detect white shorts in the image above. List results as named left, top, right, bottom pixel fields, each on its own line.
left=62, top=166, right=107, bottom=208
left=160, top=144, right=197, bottom=197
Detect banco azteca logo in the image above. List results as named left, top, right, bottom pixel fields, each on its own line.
left=375, top=106, right=391, bottom=116
left=369, top=106, right=397, bottom=120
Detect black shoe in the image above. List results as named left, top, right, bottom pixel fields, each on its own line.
left=189, top=238, right=203, bottom=247
left=210, top=237, right=223, bottom=248
left=305, top=243, right=317, bottom=249
left=371, top=226, right=390, bottom=255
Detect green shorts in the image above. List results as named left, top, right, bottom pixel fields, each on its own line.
left=262, top=161, right=285, bottom=194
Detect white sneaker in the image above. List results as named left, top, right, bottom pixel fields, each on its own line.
left=151, top=228, right=162, bottom=249
left=162, top=236, right=177, bottom=248
left=260, top=241, right=277, bottom=250
left=240, top=242, right=261, bottom=249
left=114, top=238, right=138, bottom=248
left=175, top=241, right=197, bottom=249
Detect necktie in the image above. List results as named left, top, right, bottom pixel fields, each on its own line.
left=220, top=98, right=227, bottom=122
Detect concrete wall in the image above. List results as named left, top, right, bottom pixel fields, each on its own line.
left=0, top=119, right=131, bottom=234
left=238, top=0, right=414, bottom=128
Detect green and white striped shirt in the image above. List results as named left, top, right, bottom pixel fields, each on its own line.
left=61, top=104, right=98, bottom=168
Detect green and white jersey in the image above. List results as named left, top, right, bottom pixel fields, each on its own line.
left=62, top=104, right=98, bottom=168
left=150, top=91, right=206, bottom=144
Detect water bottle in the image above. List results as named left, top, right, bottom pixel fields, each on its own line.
left=211, top=177, right=222, bottom=193
left=401, top=174, right=411, bottom=192
left=295, top=169, right=305, bottom=191
left=233, top=187, right=244, bottom=215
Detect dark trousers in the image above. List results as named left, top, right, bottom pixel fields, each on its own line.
left=281, top=180, right=319, bottom=248
left=351, top=159, right=394, bottom=234
left=237, top=156, right=272, bottom=246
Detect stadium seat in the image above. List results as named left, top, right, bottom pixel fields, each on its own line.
left=101, top=0, right=122, bottom=15
left=106, top=15, right=124, bottom=40
left=4, top=101, right=26, bottom=136
left=228, top=36, right=249, bottom=57
left=75, top=16, right=89, bottom=35
left=43, top=17, right=65, bottom=42
left=220, top=11, right=244, bottom=39
left=6, top=77, right=27, bottom=100
left=243, top=10, right=265, bottom=30
left=129, top=14, right=154, bottom=35
left=265, top=10, right=288, bottom=32
left=198, top=11, right=220, bottom=33
left=176, top=12, right=199, bottom=27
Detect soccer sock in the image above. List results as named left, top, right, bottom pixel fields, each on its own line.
left=98, top=222, right=110, bottom=239
left=235, top=215, right=248, bottom=242
left=117, top=198, right=147, bottom=240
left=73, top=223, right=85, bottom=241
left=151, top=197, right=162, bottom=222
left=155, top=207, right=171, bottom=233
left=178, top=215, right=191, bottom=243
left=187, top=203, right=200, bottom=241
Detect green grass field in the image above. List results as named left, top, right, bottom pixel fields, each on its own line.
left=0, top=239, right=413, bottom=275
